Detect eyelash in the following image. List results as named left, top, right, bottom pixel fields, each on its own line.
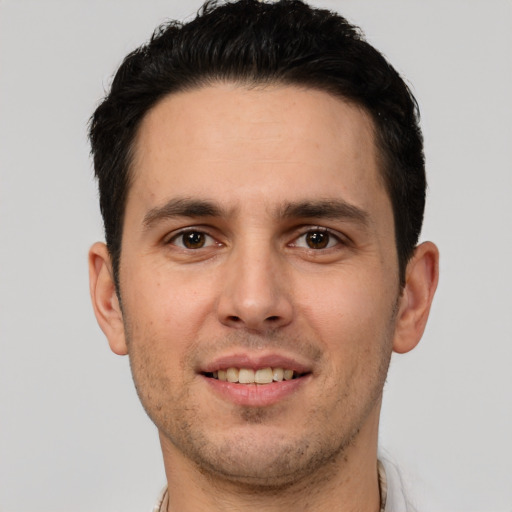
left=166, top=226, right=346, bottom=251
left=290, top=227, right=346, bottom=250
left=166, top=229, right=218, bottom=250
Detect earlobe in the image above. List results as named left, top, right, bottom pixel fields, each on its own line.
left=393, top=241, right=439, bottom=354
left=88, top=242, right=128, bottom=356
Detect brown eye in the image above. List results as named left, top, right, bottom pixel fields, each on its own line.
left=167, top=229, right=220, bottom=252
left=305, top=231, right=330, bottom=249
left=181, top=231, right=206, bottom=249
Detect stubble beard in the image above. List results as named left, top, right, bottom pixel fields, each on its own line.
left=124, top=320, right=395, bottom=493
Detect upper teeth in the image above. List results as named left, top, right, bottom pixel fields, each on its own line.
left=213, top=367, right=295, bottom=384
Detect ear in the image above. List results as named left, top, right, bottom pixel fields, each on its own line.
left=393, top=241, right=439, bottom=354
left=88, top=242, right=128, bottom=355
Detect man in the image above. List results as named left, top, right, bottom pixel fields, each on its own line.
left=88, top=1, right=439, bottom=510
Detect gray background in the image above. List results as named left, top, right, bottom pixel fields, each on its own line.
left=1, top=1, right=511, bottom=510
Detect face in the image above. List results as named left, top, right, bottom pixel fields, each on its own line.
left=117, top=84, right=401, bottom=486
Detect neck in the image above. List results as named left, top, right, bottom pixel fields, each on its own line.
left=159, top=410, right=382, bottom=512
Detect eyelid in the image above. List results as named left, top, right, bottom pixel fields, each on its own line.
left=289, top=226, right=349, bottom=249
left=163, top=225, right=349, bottom=249
left=165, top=227, right=219, bottom=249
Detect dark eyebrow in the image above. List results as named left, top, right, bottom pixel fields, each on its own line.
left=279, top=199, right=369, bottom=226
left=143, top=198, right=224, bottom=229
left=143, top=197, right=369, bottom=230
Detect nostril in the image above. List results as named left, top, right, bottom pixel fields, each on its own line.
left=266, top=316, right=280, bottom=322
left=227, top=315, right=242, bottom=323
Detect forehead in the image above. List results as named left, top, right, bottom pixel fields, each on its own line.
left=129, top=84, right=387, bottom=216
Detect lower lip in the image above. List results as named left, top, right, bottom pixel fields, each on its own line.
left=201, top=374, right=310, bottom=407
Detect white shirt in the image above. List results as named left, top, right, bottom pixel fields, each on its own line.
left=379, top=458, right=417, bottom=512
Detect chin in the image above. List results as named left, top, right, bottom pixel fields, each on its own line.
left=163, top=419, right=355, bottom=490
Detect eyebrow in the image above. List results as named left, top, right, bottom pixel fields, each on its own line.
left=279, top=199, right=370, bottom=226
left=142, top=197, right=370, bottom=230
left=143, top=198, right=225, bottom=229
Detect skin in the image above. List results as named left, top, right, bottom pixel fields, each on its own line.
left=89, top=84, right=439, bottom=512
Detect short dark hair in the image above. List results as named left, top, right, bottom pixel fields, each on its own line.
left=89, top=0, right=425, bottom=289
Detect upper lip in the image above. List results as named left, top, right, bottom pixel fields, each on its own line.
left=199, top=352, right=313, bottom=374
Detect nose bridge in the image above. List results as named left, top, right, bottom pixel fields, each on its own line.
left=217, top=233, right=292, bottom=331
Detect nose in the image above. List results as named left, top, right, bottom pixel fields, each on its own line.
left=216, top=242, right=293, bottom=333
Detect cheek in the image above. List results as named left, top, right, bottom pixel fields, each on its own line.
left=296, top=269, right=397, bottom=352
left=120, top=268, right=211, bottom=412
left=121, top=264, right=218, bottom=353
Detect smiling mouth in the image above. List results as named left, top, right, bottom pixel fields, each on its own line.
left=203, top=367, right=307, bottom=384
